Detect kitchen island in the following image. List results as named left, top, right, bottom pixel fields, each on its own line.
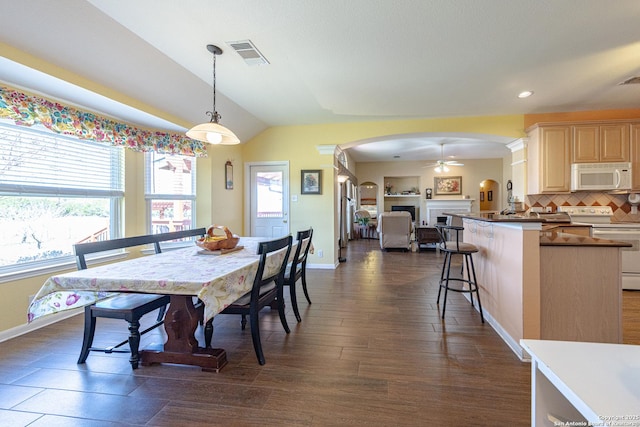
left=446, top=213, right=631, bottom=359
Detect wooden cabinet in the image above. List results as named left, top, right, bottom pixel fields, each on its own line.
left=572, top=123, right=629, bottom=163
left=415, top=227, right=440, bottom=251
left=632, top=124, right=640, bottom=190
left=528, top=120, right=639, bottom=195
left=527, top=125, right=572, bottom=194
left=601, top=124, right=630, bottom=162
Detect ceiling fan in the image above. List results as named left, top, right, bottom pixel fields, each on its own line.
left=423, top=143, right=464, bottom=172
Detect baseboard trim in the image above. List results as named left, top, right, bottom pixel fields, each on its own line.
left=461, top=294, right=527, bottom=362
left=307, top=263, right=336, bottom=270
left=0, top=307, right=83, bottom=343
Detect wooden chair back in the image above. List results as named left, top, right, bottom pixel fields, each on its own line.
left=73, top=228, right=207, bottom=270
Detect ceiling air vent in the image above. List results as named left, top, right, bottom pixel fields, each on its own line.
left=227, top=40, right=269, bottom=66
left=618, top=76, right=640, bottom=85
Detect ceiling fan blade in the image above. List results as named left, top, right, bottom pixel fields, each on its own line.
left=422, top=162, right=440, bottom=168
left=445, top=161, right=464, bottom=166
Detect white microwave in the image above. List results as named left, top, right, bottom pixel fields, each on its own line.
left=571, top=162, right=632, bottom=191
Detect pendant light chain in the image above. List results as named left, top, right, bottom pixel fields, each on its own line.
left=212, top=50, right=218, bottom=122
left=186, top=44, right=240, bottom=144
left=206, top=46, right=221, bottom=124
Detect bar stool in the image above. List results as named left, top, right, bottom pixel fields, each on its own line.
left=434, top=224, right=484, bottom=323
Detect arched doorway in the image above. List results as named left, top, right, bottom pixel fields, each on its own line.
left=479, top=179, right=500, bottom=212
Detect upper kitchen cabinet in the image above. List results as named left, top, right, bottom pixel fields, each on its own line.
left=632, top=124, right=640, bottom=190
left=572, top=123, right=630, bottom=163
left=527, top=124, right=572, bottom=194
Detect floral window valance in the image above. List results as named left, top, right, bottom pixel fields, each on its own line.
left=0, top=85, right=207, bottom=157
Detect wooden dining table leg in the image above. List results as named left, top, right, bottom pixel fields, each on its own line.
left=140, top=295, right=227, bottom=372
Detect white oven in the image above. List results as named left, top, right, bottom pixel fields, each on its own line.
left=557, top=205, right=640, bottom=290
left=591, top=226, right=640, bottom=290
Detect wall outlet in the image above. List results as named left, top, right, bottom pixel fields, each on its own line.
left=317, top=249, right=323, bottom=258
left=545, top=206, right=552, bottom=213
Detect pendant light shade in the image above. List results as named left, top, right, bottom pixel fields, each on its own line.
left=186, top=120, right=239, bottom=145
left=186, top=44, right=240, bottom=145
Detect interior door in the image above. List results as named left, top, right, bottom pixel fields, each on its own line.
left=247, top=163, right=289, bottom=237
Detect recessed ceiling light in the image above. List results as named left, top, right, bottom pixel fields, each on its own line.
left=518, top=90, right=534, bottom=99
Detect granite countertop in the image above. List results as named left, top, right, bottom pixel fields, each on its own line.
left=540, top=231, right=632, bottom=247
left=445, top=212, right=632, bottom=247
left=445, top=212, right=543, bottom=223
left=540, top=223, right=591, bottom=231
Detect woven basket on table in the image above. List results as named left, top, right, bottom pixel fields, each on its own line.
left=196, top=225, right=240, bottom=251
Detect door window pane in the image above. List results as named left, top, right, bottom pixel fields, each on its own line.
left=256, top=172, right=283, bottom=218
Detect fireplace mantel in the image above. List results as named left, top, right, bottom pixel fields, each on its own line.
left=421, top=199, right=475, bottom=226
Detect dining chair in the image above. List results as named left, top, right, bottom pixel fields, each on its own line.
left=284, top=227, right=313, bottom=322
left=213, top=235, right=293, bottom=365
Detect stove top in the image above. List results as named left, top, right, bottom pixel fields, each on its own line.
left=556, top=206, right=613, bottom=224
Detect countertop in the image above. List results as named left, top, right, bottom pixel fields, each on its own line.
left=444, top=212, right=632, bottom=247
left=540, top=223, right=591, bottom=231
left=445, top=212, right=544, bottom=223
left=540, top=231, right=631, bottom=247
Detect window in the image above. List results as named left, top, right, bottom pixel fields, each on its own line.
left=145, top=152, right=196, bottom=241
left=0, top=122, right=124, bottom=273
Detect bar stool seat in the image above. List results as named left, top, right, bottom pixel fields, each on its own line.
left=434, top=224, right=484, bottom=323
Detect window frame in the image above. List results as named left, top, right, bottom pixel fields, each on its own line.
left=144, top=152, right=197, bottom=250
left=0, top=122, right=124, bottom=281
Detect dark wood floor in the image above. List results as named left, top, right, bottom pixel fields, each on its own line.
left=1, top=239, right=639, bottom=426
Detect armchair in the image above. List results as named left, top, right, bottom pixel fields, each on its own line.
left=377, top=211, right=414, bottom=250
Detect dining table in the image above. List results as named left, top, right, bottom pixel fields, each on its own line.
left=28, top=237, right=292, bottom=371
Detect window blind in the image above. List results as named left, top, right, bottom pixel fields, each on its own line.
left=0, top=123, right=124, bottom=197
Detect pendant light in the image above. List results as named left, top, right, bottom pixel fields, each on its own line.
left=186, top=44, right=240, bottom=145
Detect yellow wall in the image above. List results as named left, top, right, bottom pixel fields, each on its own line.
left=242, top=116, right=525, bottom=264
left=204, top=145, right=244, bottom=233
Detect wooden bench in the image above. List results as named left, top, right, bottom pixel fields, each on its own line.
left=74, top=228, right=206, bottom=369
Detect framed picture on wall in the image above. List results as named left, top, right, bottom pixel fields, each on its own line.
left=488, top=190, right=493, bottom=201
left=301, top=169, right=322, bottom=194
left=225, top=161, right=233, bottom=190
left=434, top=176, right=462, bottom=195
left=480, top=191, right=484, bottom=201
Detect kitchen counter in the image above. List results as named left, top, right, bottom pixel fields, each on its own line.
left=540, top=231, right=632, bottom=247
left=540, top=222, right=589, bottom=231
left=445, top=212, right=542, bottom=222
left=451, top=215, right=625, bottom=359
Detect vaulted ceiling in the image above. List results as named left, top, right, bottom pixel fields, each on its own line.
left=1, top=0, right=639, bottom=161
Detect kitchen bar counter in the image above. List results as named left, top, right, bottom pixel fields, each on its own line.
left=446, top=212, right=629, bottom=247
left=540, top=231, right=632, bottom=247
left=444, top=215, right=625, bottom=359
left=445, top=212, right=542, bottom=222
